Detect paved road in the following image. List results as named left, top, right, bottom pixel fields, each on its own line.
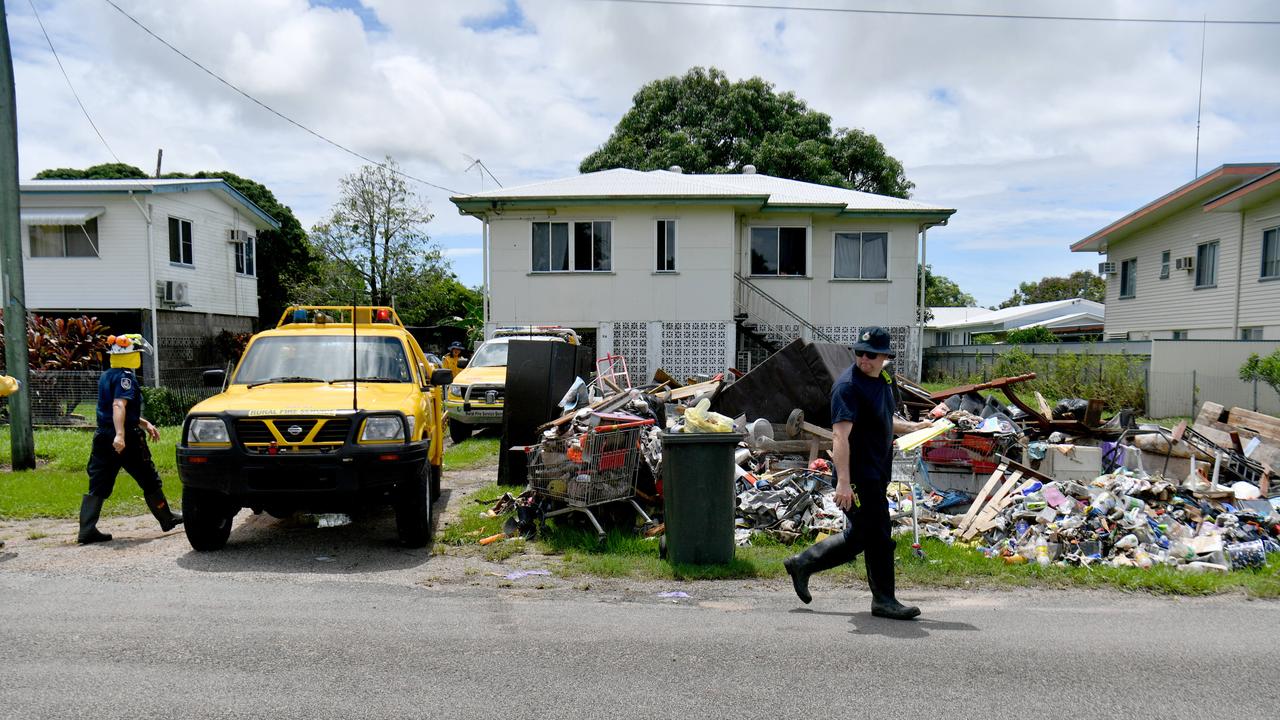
left=2, top=567, right=1276, bottom=720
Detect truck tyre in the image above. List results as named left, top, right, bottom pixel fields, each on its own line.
left=395, top=465, right=433, bottom=548
left=449, top=419, right=471, bottom=444
left=183, top=487, right=235, bottom=551
left=429, top=463, right=442, bottom=500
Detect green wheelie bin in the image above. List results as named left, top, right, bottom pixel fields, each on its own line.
left=661, top=431, right=745, bottom=565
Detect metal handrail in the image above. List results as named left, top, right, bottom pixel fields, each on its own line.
left=733, top=272, right=837, bottom=344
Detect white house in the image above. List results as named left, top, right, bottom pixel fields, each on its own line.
left=925, top=299, right=1105, bottom=347
left=1071, top=162, right=1280, bottom=340
left=18, top=178, right=280, bottom=383
left=450, top=167, right=955, bottom=380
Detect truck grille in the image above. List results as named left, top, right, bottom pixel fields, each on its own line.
left=236, top=418, right=351, bottom=448
left=467, top=385, right=505, bottom=404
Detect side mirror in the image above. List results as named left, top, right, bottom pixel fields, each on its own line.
left=430, top=369, right=454, bottom=387
left=202, top=368, right=226, bottom=388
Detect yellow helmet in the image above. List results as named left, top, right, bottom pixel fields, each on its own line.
left=106, top=334, right=153, bottom=369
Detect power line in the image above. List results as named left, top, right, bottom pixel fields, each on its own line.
left=99, top=0, right=463, bottom=195
left=587, top=0, right=1280, bottom=25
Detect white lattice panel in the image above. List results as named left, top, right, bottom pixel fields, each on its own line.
left=611, top=321, right=649, bottom=381
left=660, top=322, right=729, bottom=380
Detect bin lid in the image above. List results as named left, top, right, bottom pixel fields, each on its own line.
left=662, top=430, right=746, bottom=445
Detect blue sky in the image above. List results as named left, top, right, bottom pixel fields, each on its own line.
left=11, top=0, right=1280, bottom=308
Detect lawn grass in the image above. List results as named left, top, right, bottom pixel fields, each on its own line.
left=443, top=437, right=500, bottom=470
left=0, top=426, right=183, bottom=520
left=0, top=425, right=500, bottom=521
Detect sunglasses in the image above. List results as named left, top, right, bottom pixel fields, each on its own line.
left=855, top=350, right=884, bottom=359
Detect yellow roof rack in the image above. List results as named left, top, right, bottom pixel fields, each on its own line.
left=276, top=306, right=404, bottom=328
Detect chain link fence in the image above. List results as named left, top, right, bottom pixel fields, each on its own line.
left=0, top=369, right=223, bottom=428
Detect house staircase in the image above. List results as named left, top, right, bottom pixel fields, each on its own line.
left=733, top=272, right=836, bottom=371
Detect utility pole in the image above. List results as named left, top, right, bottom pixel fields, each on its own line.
left=0, top=0, right=36, bottom=469
left=154, top=148, right=163, bottom=178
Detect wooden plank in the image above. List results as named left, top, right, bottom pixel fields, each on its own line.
left=652, top=368, right=683, bottom=389
left=962, top=470, right=1024, bottom=540
left=1227, top=407, right=1280, bottom=443
left=1196, top=401, right=1227, bottom=428
left=928, top=374, right=1037, bottom=401
left=954, top=464, right=1007, bottom=536
left=665, top=379, right=721, bottom=401
left=1084, top=399, right=1105, bottom=427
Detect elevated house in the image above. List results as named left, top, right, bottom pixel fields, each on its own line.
left=450, top=167, right=955, bottom=380
left=18, top=178, right=280, bottom=383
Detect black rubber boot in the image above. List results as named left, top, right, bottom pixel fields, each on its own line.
left=77, top=494, right=113, bottom=544
left=866, top=549, right=920, bottom=620
left=783, top=533, right=858, bottom=604
left=144, top=490, right=183, bottom=532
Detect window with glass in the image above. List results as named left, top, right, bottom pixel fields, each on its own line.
left=168, top=217, right=193, bottom=265
left=1171, top=330, right=1187, bottom=340
left=656, top=220, right=676, bottom=272
left=1119, top=258, right=1137, bottom=298
left=234, top=235, right=255, bottom=276
left=1263, top=227, right=1280, bottom=279
left=1240, top=327, right=1262, bottom=340
left=1159, top=250, right=1170, bottom=279
left=29, top=218, right=99, bottom=257
left=750, top=226, right=807, bottom=276
left=531, top=220, right=610, bottom=272
left=1195, top=241, right=1218, bottom=288
left=833, top=231, right=888, bottom=279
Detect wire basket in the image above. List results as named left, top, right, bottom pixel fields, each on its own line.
left=527, top=422, right=651, bottom=507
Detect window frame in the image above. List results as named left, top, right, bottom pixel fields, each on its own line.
left=168, top=216, right=194, bottom=267
left=1159, top=250, right=1170, bottom=279
left=655, top=219, right=677, bottom=273
left=831, top=230, right=890, bottom=280
left=1171, top=330, right=1188, bottom=340
left=1240, top=327, right=1262, bottom=341
left=1262, top=226, right=1280, bottom=280
left=1195, top=240, right=1218, bottom=289
left=28, top=218, right=100, bottom=258
left=748, top=225, right=808, bottom=278
left=1118, top=257, right=1137, bottom=299
left=234, top=234, right=256, bottom=277
left=530, top=220, right=612, bottom=273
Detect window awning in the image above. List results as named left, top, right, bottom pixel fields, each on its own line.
left=20, top=207, right=106, bottom=225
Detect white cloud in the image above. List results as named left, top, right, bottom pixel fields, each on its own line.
left=12, top=0, right=1280, bottom=307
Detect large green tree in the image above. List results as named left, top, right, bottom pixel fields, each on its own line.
left=998, top=270, right=1106, bottom=308
left=305, top=158, right=443, bottom=308
left=580, top=67, right=913, bottom=198
left=33, top=163, right=315, bottom=326
left=923, top=264, right=977, bottom=307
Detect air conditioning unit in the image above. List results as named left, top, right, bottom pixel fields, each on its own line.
left=1098, top=261, right=1117, bottom=275
left=160, top=280, right=190, bottom=305
left=228, top=229, right=250, bottom=243
left=1175, top=256, right=1195, bottom=271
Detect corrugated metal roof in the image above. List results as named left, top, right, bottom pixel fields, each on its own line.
left=19, top=207, right=106, bottom=225
left=19, top=178, right=280, bottom=229
left=942, top=299, right=1105, bottom=329
left=452, top=168, right=953, bottom=213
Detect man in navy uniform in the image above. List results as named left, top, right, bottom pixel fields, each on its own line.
left=783, top=327, right=930, bottom=620
left=78, top=334, right=182, bottom=544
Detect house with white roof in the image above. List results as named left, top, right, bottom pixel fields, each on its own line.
left=450, top=167, right=955, bottom=379
left=1071, top=163, right=1280, bottom=341
left=18, top=178, right=280, bottom=383
left=925, top=299, right=1105, bottom=347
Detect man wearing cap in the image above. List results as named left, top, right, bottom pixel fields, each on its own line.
left=441, top=341, right=467, bottom=379
left=783, top=326, right=931, bottom=620
left=78, top=334, right=183, bottom=544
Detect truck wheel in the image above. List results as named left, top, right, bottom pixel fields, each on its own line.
left=183, top=487, right=235, bottom=551
left=449, top=419, right=471, bottom=444
left=429, top=463, right=442, bottom=499
left=395, top=465, right=433, bottom=548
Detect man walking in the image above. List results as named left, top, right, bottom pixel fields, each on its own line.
left=783, top=327, right=930, bottom=620
left=78, top=334, right=183, bottom=544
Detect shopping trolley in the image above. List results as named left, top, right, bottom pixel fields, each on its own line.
left=890, top=446, right=930, bottom=560
left=525, top=419, right=654, bottom=541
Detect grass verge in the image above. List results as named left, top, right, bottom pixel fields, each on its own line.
left=443, top=437, right=500, bottom=470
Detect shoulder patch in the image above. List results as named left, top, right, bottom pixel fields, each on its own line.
left=120, top=377, right=132, bottom=390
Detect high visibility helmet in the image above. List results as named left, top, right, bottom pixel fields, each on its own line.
left=106, top=334, right=152, bottom=369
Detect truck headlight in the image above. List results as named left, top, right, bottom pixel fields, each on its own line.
left=361, top=416, right=405, bottom=442
left=187, top=417, right=230, bottom=445
left=447, top=384, right=465, bottom=399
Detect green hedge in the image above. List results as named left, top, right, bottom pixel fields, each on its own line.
left=140, top=386, right=210, bottom=427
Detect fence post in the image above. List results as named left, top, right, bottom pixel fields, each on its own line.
left=1144, top=366, right=1151, bottom=418
left=1254, top=378, right=1259, bottom=412
left=1182, top=368, right=1192, bottom=415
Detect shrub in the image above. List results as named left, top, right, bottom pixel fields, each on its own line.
left=951, top=345, right=1147, bottom=413
left=1240, top=351, right=1280, bottom=397
left=139, top=386, right=200, bottom=427
left=971, top=333, right=999, bottom=345
left=1005, top=326, right=1058, bottom=344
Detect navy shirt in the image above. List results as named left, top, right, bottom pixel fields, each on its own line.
left=830, top=364, right=897, bottom=485
left=96, top=368, right=142, bottom=435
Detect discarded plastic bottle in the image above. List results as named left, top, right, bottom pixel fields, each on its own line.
left=1035, top=537, right=1050, bottom=567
